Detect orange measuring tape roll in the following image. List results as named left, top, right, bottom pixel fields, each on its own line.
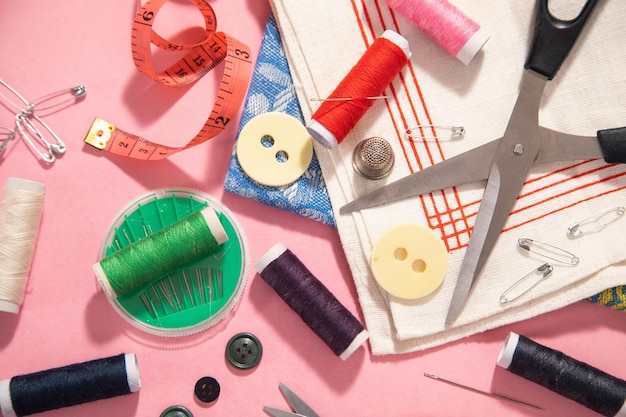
left=83, top=0, right=253, bottom=160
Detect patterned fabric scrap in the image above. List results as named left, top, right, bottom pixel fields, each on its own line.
left=224, top=12, right=335, bottom=227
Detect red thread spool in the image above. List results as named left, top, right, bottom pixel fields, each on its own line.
left=307, top=30, right=410, bottom=149
left=384, top=0, right=489, bottom=64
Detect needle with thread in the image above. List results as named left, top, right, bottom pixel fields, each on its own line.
left=424, top=372, right=543, bottom=411
left=309, top=95, right=390, bottom=101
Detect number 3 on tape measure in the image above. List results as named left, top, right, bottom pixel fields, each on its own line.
left=83, top=0, right=253, bottom=160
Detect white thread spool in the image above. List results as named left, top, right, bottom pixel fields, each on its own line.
left=0, top=178, right=45, bottom=314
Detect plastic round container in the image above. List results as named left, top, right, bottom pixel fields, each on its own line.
left=96, top=188, right=249, bottom=337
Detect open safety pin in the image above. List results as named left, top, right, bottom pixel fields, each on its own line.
left=567, top=206, right=625, bottom=238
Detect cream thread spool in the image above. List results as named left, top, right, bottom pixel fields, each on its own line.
left=0, top=178, right=45, bottom=314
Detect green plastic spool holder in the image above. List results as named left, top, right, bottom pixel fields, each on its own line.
left=97, top=188, right=249, bottom=337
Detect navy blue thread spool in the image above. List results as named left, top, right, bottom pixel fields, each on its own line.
left=497, top=332, right=626, bottom=417
left=0, top=353, right=141, bottom=417
left=255, top=243, right=369, bottom=360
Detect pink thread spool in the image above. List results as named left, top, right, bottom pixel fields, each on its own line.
left=384, top=0, right=489, bottom=64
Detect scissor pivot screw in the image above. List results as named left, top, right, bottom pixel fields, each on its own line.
left=513, top=144, right=525, bottom=155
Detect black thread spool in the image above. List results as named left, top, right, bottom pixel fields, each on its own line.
left=0, top=353, right=141, bottom=417
left=497, top=332, right=626, bottom=416
left=255, top=243, right=369, bottom=360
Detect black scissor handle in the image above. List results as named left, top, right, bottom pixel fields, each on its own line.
left=525, top=0, right=599, bottom=79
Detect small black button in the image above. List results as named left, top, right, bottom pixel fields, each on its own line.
left=225, top=332, right=263, bottom=369
left=160, top=405, right=193, bottom=417
left=194, top=376, right=220, bottom=403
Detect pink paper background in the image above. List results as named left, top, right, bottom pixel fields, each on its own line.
left=1, top=1, right=626, bottom=416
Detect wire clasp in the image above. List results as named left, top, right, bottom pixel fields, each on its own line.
left=517, top=238, right=579, bottom=265
left=500, top=263, right=553, bottom=304
left=567, top=206, right=625, bottom=238
left=0, top=79, right=86, bottom=163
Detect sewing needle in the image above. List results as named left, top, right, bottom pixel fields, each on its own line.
left=423, top=372, right=543, bottom=411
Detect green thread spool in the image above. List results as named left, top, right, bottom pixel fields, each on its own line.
left=94, top=207, right=228, bottom=298
left=95, top=189, right=249, bottom=337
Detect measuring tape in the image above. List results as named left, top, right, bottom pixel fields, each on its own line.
left=83, top=0, right=253, bottom=160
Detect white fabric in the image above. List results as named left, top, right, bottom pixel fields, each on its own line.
left=269, top=0, right=626, bottom=355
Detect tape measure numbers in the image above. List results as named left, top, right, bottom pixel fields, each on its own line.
left=84, top=0, right=253, bottom=160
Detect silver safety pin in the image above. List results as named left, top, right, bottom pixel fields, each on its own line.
left=517, top=237, right=579, bottom=265
left=0, top=78, right=86, bottom=163
left=0, top=126, right=16, bottom=154
left=500, top=263, right=553, bottom=304
left=567, top=206, right=625, bottom=238
left=405, top=125, right=465, bottom=142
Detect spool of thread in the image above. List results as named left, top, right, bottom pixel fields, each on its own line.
left=307, top=30, right=410, bottom=148
left=0, top=178, right=45, bottom=314
left=255, top=243, right=369, bottom=360
left=0, top=353, right=141, bottom=417
left=497, top=332, right=626, bottom=417
left=384, top=0, right=489, bottom=64
left=94, top=207, right=228, bottom=298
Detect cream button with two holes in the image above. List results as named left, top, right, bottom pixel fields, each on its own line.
left=371, top=223, right=448, bottom=299
left=236, top=112, right=313, bottom=187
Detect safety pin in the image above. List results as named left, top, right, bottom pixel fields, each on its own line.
left=0, top=78, right=86, bottom=162
left=517, top=237, right=579, bottom=265
left=0, top=126, right=16, bottom=154
left=567, top=206, right=625, bottom=238
left=500, top=263, right=553, bottom=304
left=405, top=125, right=465, bottom=142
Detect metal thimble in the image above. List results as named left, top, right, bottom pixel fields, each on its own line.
left=352, top=136, right=394, bottom=180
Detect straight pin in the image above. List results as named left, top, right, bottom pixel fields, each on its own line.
left=309, top=95, right=389, bottom=102
left=424, top=372, right=542, bottom=411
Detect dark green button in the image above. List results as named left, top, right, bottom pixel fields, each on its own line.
left=160, top=405, right=193, bottom=417
left=225, top=332, right=263, bottom=369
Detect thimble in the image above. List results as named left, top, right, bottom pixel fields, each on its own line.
left=352, top=136, right=394, bottom=180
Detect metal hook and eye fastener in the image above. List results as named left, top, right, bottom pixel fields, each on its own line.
left=517, top=237, right=579, bottom=265
left=500, top=263, right=553, bottom=304
left=567, top=206, right=625, bottom=238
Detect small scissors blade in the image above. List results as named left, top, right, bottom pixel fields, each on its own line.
left=279, top=383, right=320, bottom=417
left=263, top=406, right=307, bottom=417
left=339, top=140, right=498, bottom=214
left=445, top=70, right=547, bottom=325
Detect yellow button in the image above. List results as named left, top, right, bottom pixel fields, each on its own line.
left=371, top=224, right=448, bottom=299
left=236, top=112, right=313, bottom=187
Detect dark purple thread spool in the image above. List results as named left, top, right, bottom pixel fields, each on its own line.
left=0, top=353, right=141, bottom=417
left=497, top=332, right=626, bottom=417
left=255, top=243, right=369, bottom=360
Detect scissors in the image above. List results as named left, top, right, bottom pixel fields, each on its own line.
left=264, top=383, right=320, bottom=417
left=340, top=0, right=626, bottom=325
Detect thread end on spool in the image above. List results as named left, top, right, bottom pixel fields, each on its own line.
left=0, top=300, right=20, bottom=314
left=456, top=27, right=489, bottom=65
left=496, top=332, right=519, bottom=369
left=255, top=242, right=288, bottom=273
left=4, top=177, right=46, bottom=194
left=340, top=329, right=369, bottom=361
left=93, top=262, right=118, bottom=298
left=200, top=207, right=228, bottom=245
left=0, top=378, right=15, bottom=417
left=380, top=29, right=411, bottom=59
left=124, top=353, right=142, bottom=392
left=307, top=120, right=337, bottom=149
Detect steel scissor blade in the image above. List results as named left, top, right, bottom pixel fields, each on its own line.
left=445, top=71, right=548, bottom=325
left=279, top=383, right=320, bottom=417
left=536, top=127, right=603, bottom=164
left=263, top=407, right=307, bottom=417
left=339, top=140, right=499, bottom=214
